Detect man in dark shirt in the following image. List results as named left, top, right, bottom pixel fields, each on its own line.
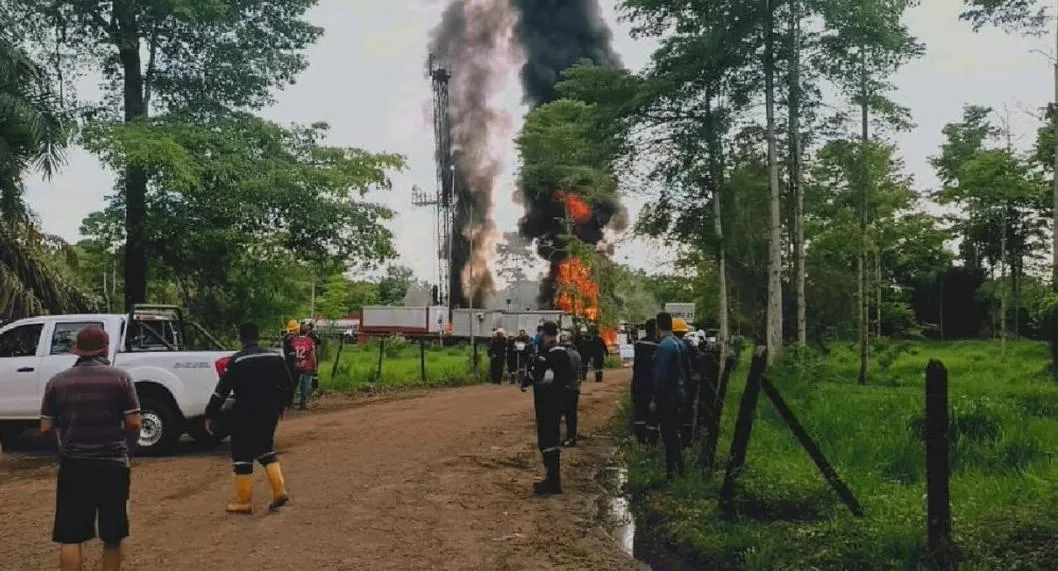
left=40, top=326, right=142, bottom=571
left=631, top=319, right=659, bottom=445
left=521, top=321, right=572, bottom=495
left=206, top=322, right=293, bottom=514
left=653, top=312, right=688, bottom=479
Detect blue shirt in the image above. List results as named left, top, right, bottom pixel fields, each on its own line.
left=652, top=334, right=686, bottom=399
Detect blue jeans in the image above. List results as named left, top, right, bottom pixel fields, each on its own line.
left=298, top=373, right=314, bottom=408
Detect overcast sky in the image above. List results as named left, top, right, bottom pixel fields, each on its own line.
left=23, top=0, right=1056, bottom=285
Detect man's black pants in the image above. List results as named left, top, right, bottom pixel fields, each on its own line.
left=489, top=357, right=505, bottom=384
left=631, top=390, right=657, bottom=444
left=53, top=457, right=130, bottom=546
left=231, top=411, right=280, bottom=475
left=533, top=385, right=562, bottom=453
left=592, top=355, right=604, bottom=382
left=658, top=402, right=684, bottom=477
left=560, top=388, right=580, bottom=441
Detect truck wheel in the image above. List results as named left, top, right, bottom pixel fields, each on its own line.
left=137, top=397, right=179, bottom=456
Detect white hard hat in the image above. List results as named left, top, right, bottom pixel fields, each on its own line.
left=495, top=328, right=505, bottom=335
left=559, top=331, right=572, bottom=342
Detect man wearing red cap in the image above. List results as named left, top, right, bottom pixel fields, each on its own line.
left=40, top=326, right=142, bottom=571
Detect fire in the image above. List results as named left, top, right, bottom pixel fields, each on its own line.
left=555, top=257, right=598, bottom=320
left=553, top=190, right=592, bottom=224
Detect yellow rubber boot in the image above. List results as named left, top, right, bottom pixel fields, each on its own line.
left=264, top=463, right=290, bottom=511
left=226, top=475, right=253, bottom=514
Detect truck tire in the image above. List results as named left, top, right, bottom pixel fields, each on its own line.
left=137, top=396, right=179, bottom=456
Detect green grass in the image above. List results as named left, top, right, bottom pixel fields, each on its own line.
left=619, top=340, right=1058, bottom=569
left=315, top=340, right=488, bottom=393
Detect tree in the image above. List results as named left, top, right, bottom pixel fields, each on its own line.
left=0, top=35, right=96, bottom=319
left=79, top=114, right=404, bottom=330
left=378, top=265, right=416, bottom=306
left=12, top=0, right=324, bottom=309
left=316, top=273, right=378, bottom=319
left=816, top=0, right=922, bottom=383
left=933, top=106, right=1047, bottom=341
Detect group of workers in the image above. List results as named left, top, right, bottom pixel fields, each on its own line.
left=487, top=325, right=608, bottom=386
left=631, top=314, right=714, bottom=478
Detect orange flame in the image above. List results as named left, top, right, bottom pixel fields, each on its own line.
left=553, top=190, right=592, bottom=224
left=555, top=257, right=598, bottom=320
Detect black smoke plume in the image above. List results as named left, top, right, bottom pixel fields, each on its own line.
left=429, top=0, right=515, bottom=308
left=510, top=0, right=624, bottom=307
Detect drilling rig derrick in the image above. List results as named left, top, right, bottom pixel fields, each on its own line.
left=414, top=53, right=456, bottom=309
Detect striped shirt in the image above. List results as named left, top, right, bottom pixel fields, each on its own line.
left=40, top=357, right=140, bottom=461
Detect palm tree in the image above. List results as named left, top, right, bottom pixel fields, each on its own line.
left=0, top=37, right=97, bottom=320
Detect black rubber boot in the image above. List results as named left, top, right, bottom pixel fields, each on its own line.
left=533, top=451, right=562, bottom=495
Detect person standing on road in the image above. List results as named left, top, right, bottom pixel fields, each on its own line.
left=292, top=324, right=318, bottom=410
left=520, top=321, right=572, bottom=495
left=39, top=326, right=142, bottom=571
left=558, top=331, right=583, bottom=447
left=306, top=322, right=323, bottom=393
left=206, top=323, right=292, bottom=514
left=587, top=327, right=608, bottom=383
left=282, top=320, right=298, bottom=397
left=672, top=318, right=701, bottom=448
left=488, top=329, right=507, bottom=384
left=514, top=329, right=532, bottom=381
left=631, top=319, right=659, bottom=445
left=652, top=312, right=688, bottom=479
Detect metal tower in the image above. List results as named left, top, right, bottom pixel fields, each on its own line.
left=413, top=53, right=456, bottom=308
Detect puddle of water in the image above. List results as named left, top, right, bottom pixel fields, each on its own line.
left=607, top=465, right=636, bottom=557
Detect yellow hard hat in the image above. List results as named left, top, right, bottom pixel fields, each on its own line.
left=672, top=318, right=690, bottom=333
left=286, top=319, right=299, bottom=333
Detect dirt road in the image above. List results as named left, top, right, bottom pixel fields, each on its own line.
left=0, top=370, right=641, bottom=570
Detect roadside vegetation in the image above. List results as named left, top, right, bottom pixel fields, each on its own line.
left=619, top=340, right=1058, bottom=569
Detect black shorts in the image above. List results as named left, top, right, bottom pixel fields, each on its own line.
left=53, top=457, right=131, bottom=545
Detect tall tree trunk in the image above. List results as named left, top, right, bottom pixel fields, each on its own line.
left=704, top=89, right=729, bottom=364
left=764, top=0, right=783, bottom=361
left=1052, top=16, right=1058, bottom=291
left=875, top=249, right=882, bottom=338
left=788, top=0, right=806, bottom=347
left=1000, top=207, right=1007, bottom=353
left=115, top=4, right=148, bottom=310
left=857, top=50, right=869, bottom=385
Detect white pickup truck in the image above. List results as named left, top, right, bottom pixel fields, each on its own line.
left=0, top=305, right=236, bottom=455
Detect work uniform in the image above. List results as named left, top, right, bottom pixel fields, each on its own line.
left=583, top=334, right=607, bottom=383
left=206, top=343, right=293, bottom=512
left=560, top=340, right=583, bottom=446
left=653, top=334, right=688, bottom=478
left=631, top=336, right=659, bottom=445
left=678, top=335, right=703, bottom=448
left=522, top=339, right=572, bottom=494
left=488, top=334, right=507, bottom=384
left=281, top=332, right=297, bottom=401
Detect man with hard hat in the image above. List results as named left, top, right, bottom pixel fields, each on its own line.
left=520, top=321, right=572, bottom=494
left=558, top=331, right=583, bottom=447
left=206, top=323, right=292, bottom=514
left=281, top=320, right=298, bottom=399
left=488, top=328, right=508, bottom=384
left=672, top=318, right=701, bottom=447
left=652, top=312, right=688, bottom=478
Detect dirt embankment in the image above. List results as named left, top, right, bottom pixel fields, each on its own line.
left=0, top=370, right=643, bottom=570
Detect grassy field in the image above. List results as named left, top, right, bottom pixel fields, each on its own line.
left=313, top=340, right=486, bottom=392
left=620, top=340, right=1058, bottom=569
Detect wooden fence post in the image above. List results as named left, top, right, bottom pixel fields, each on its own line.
left=703, top=354, right=737, bottom=471
left=719, top=346, right=767, bottom=519
left=420, top=339, right=427, bottom=381
left=925, top=359, right=952, bottom=568
left=330, top=333, right=345, bottom=380
left=759, top=376, right=863, bottom=516
left=375, top=338, right=385, bottom=383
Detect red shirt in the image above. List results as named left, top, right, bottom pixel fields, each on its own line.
left=292, top=335, right=317, bottom=373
